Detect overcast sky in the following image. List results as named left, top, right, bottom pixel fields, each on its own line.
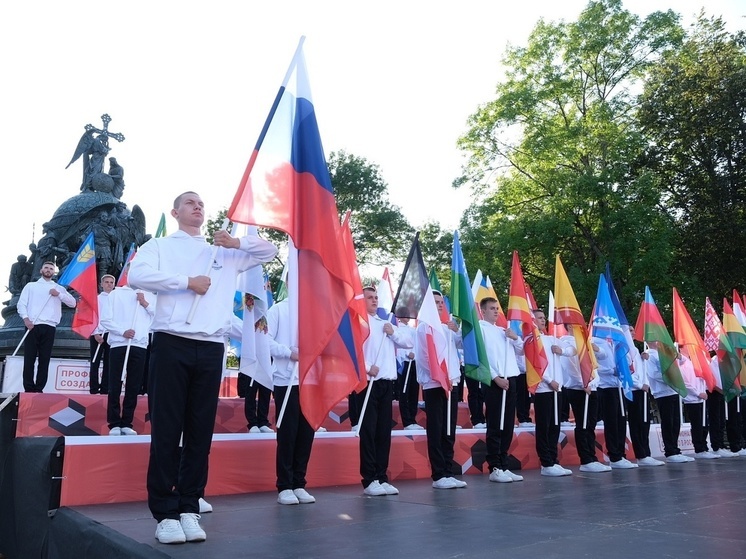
left=0, top=1, right=742, bottom=316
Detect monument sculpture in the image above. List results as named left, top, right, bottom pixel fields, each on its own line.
left=1, top=114, right=149, bottom=358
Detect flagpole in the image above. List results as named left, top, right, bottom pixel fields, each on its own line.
left=679, top=395, right=684, bottom=425
left=402, top=360, right=413, bottom=408
left=725, top=397, right=728, bottom=421
left=702, top=399, right=706, bottom=427
left=13, top=294, right=53, bottom=357
left=276, top=362, right=296, bottom=429
left=499, top=330, right=509, bottom=431
left=119, top=292, right=143, bottom=382
left=642, top=345, right=648, bottom=423
left=186, top=219, right=229, bottom=324
left=357, top=317, right=394, bottom=438
left=618, top=385, right=625, bottom=418
left=583, top=391, right=589, bottom=430
left=552, top=354, right=558, bottom=426
left=92, top=339, right=103, bottom=363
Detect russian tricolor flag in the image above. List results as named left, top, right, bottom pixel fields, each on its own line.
left=228, top=38, right=360, bottom=429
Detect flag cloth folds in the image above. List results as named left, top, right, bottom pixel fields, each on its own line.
left=733, top=290, right=746, bottom=327
left=703, top=297, right=722, bottom=353
left=58, top=231, right=98, bottom=339
left=553, top=256, right=595, bottom=387
left=116, top=243, right=136, bottom=287
left=633, top=287, right=687, bottom=397
left=340, top=212, right=369, bottom=394
left=672, top=288, right=715, bottom=391
left=507, top=251, right=547, bottom=393
left=227, top=38, right=360, bottom=429
left=592, top=275, right=633, bottom=400
left=393, top=234, right=449, bottom=392
left=154, top=213, right=167, bottom=238
left=451, top=231, right=490, bottom=385
left=472, top=270, right=508, bottom=327
left=721, top=299, right=746, bottom=400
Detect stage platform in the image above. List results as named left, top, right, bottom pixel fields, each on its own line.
left=55, top=458, right=746, bottom=559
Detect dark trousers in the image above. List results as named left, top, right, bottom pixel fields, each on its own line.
left=560, top=394, right=570, bottom=422
left=655, top=394, right=682, bottom=456
left=465, top=376, right=486, bottom=425
left=423, top=386, right=459, bottom=481
left=89, top=335, right=110, bottom=394
left=684, top=401, right=710, bottom=453
left=515, top=373, right=531, bottom=423
left=244, top=378, right=272, bottom=429
left=397, top=361, right=419, bottom=427
left=22, top=324, right=55, bottom=392
left=146, top=333, right=224, bottom=521
left=628, top=389, right=651, bottom=459
left=359, top=379, right=394, bottom=487
left=598, top=387, right=628, bottom=462
left=534, top=391, right=561, bottom=467
left=708, top=391, right=743, bottom=452
left=275, top=385, right=315, bottom=492
left=484, top=377, right=517, bottom=470
left=348, top=391, right=361, bottom=428
left=107, top=345, right=146, bottom=429
left=565, top=388, right=599, bottom=464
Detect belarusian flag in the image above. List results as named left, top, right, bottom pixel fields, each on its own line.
left=633, top=287, right=686, bottom=397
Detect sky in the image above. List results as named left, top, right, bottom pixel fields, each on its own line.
left=0, top=0, right=743, bottom=316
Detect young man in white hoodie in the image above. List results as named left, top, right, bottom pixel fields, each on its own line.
left=128, top=191, right=277, bottom=544
left=417, top=291, right=467, bottom=489
left=479, top=297, right=524, bottom=483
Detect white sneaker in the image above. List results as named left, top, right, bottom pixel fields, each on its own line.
left=277, top=489, right=300, bottom=505
left=198, top=498, right=212, bottom=513
left=155, top=518, right=186, bottom=544
left=472, top=422, right=487, bottom=429
left=715, top=448, right=737, bottom=458
left=503, top=469, right=524, bottom=481
left=666, top=454, right=690, bottom=463
left=316, top=426, right=327, bottom=432
left=694, top=451, right=720, bottom=459
left=259, top=425, right=274, bottom=433
left=432, top=477, right=458, bottom=489
left=109, top=427, right=122, bottom=436
left=179, top=513, right=205, bottom=542
left=555, top=464, right=572, bottom=475
left=596, top=420, right=604, bottom=426
left=637, top=456, right=665, bottom=467
left=351, top=425, right=358, bottom=431
left=364, top=480, right=387, bottom=496
left=249, top=426, right=260, bottom=434
left=448, top=477, right=468, bottom=488
left=738, top=449, right=746, bottom=457
left=455, top=425, right=463, bottom=430
left=541, top=465, right=564, bottom=477
left=610, top=458, right=638, bottom=469
left=518, top=422, right=534, bottom=428
left=380, top=482, right=399, bottom=495
left=579, top=461, right=612, bottom=473
left=489, top=468, right=513, bottom=483
left=120, top=427, right=137, bottom=436
left=404, top=424, right=422, bottom=431
left=560, top=421, right=574, bottom=427
left=292, top=488, right=316, bottom=503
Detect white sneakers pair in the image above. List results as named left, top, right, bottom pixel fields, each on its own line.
left=432, top=477, right=468, bottom=489
left=155, top=513, right=205, bottom=544
left=694, top=451, right=720, bottom=460
left=578, top=461, right=612, bottom=473
left=714, top=448, right=737, bottom=458
left=109, top=426, right=137, bottom=435
left=540, top=464, right=572, bottom=477
left=363, top=480, right=399, bottom=496
left=277, top=488, right=316, bottom=505
left=472, top=423, right=487, bottom=429
left=637, top=456, right=665, bottom=467
left=610, top=458, right=639, bottom=469
left=666, top=454, right=695, bottom=463
left=488, top=468, right=524, bottom=483
left=404, top=423, right=425, bottom=430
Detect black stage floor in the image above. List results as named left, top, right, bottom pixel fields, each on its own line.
left=63, top=457, right=746, bottom=559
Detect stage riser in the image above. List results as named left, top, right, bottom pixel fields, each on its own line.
left=59, top=425, right=693, bottom=507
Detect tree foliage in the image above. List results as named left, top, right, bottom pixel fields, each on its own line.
left=638, top=15, right=746, bottom=314
left=456, top=0, right=683, bottom=314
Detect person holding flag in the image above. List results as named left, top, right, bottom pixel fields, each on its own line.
left=679, top=351, right=719, bottom=460
left=358, top=287, right=412, bottom=496
left=89, top=274, right=115, bottom=395
left=128, top=191, right=276, bottom=544
left=479, top=296, right=525, bottom=483
left=395, top=311, right=421, bottom=430
left=99, top=268, right=155, bottom=436
left=17, top=260, right=77, bottom=392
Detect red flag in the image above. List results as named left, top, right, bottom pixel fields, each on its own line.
left=672, top=288, right=715, bottom=391
left=116, top=244, right=136, bottom=287
left=341, top=212, right=369, bottom=393
left=507, top=251, right=547, bottom=393
left=227, top=40, right=360, bottom=429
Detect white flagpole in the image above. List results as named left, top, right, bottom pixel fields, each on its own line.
left=499, top=330, right=509, bottom=430
left=583, top=391, right=589, bottom=430
left=725, top=397, right=729, bottom=421
left=552, top=354, right=558, bottom=426
left=402, top=360, right=413, bottom=402
left=276, top=363, right=296, bottom=429
left=618, top=385, right=625, bottom=418
left=446, top=328, right=453, bottom=435
left=186, top=219, right=229, bottom=324
left=13, top=294, right=53, bottom=357
left=702, top=399, right=706, bottom=427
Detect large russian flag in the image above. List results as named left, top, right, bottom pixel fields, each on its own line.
left=228, top=38, right=359, bottom=429
left=58, top=232, right=98, bottom=339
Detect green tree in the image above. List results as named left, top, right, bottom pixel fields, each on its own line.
left=456, top=0, right=682, bottom=313
left=329, top=150, right=414, bottom=264
left=638, top=15, right=746, bottom=316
